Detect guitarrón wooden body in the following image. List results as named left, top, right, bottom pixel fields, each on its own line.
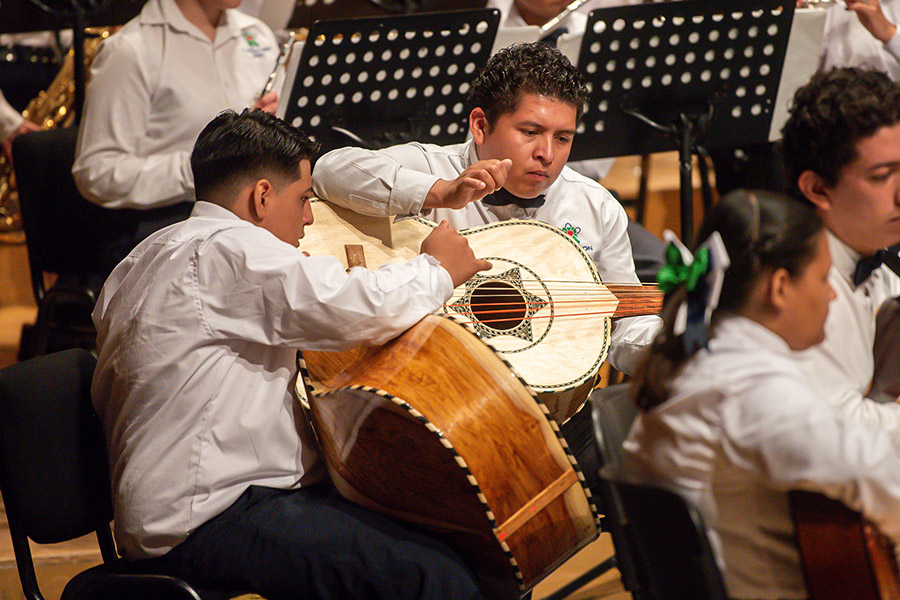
left=299, top=199, right=625, bottom=422
left=298, top=313, right=599, bottom=599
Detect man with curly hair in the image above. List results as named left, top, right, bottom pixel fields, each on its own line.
left=313, top=42, right=660, bottom=378
left=313, top=42, right=661, bottom=489
left=781, top=66, right=900, bottom=447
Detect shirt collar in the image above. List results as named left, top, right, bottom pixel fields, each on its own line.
left=710, top=314, right=794, bottom=359
left=141, top=0, right=249, bottom=45
left=826, top=230, right=865, bottom=284
left=464, top=138, right=479, bottom=168
left=190, top=200, right=246, bottom=221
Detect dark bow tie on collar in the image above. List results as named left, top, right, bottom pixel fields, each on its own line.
left=853, top=244, right=900, bottom=287
left=481, top=187, right=546, bottom=209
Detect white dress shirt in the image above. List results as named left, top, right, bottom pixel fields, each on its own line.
left=795, top=232, right=900, bottom=449
left=623, top=315, right=900, bottom=600
left=73, top=0, right=278, bottom=209
left=312, top=139, right=661, bottom=374
left=820, top=0, right=900, bottom=79
left=0, top=90, right=22, bottom=140
left=92, top=201, right=453, bottom=559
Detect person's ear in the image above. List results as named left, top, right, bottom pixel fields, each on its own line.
left=797, top=170, right=832, bottom=212
left=470, top=107, right=489, bottom=145
left=766, top=267, right=792, bottom=312
left=250, top=179, right=272, bottom=220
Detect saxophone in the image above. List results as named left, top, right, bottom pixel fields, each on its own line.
left=0, top=28, right=112, bottom=233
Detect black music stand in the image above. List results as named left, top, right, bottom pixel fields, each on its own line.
left=286, top=0, right=486, bottom=30
left=572, top=0, right=795, bottom=244
left=2, top=0, right=145, bottom=121
left=281, top=8, right=500, bottom=157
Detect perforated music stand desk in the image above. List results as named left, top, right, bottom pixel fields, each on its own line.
left=280, top=8, right=500, bottom=157
left=286, top=0, right=486, bottom=30
left=572, top=0, right=795, bottom=243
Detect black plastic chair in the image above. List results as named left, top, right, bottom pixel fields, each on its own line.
left=591, top=385, right=729, bottom=600
left=538, top=384, right=643, bottom=600
left=13, top=128, right=119, bottom=360
left=0, top=349, right=260, bottom=600
left=612, top=480, right=729, bottom=600
left=13, top=128, right=190, bottom=360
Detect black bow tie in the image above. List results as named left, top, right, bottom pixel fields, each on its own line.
left=853, top=244, right=900, bottom=287
left=481, top=187, right=546, bottom=209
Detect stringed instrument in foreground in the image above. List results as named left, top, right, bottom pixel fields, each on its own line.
left=299, top=200, right=662, bottom=423
left=789, top=490, right=900, bottom=600
left=297, top=313, right=599, bottom=599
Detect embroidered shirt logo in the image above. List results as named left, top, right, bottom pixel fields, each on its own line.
left=562, top=223, right=581, bottom=244
left=241, top=31, right=271, bottom=59
left=562, top=222, right=593, bottom=252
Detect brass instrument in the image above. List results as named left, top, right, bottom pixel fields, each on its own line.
left=0, top=28, right=112, bottom=233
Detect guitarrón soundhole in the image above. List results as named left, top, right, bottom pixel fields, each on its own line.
left=470, top=281, right=526, bottom=331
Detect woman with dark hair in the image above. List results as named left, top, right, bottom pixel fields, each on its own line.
left=622, top=189, right=900, bottom=600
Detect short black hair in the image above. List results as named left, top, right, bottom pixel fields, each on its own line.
left=781, top=67, right=900, bottom=200
left=191, top=109, right=319, bottom=202
left=466, top=42, right=588, bottom=124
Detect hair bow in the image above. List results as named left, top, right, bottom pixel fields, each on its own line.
left=657, top=230, right=730, bottom=354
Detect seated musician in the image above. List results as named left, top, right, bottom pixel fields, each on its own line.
left=622, top=188, right=900, bottom=600
left=91, top=108, right=491, bottom=599
left=781, top=67, right=900, bottom=446
left=312, top=41, right=661, bottom=480
left=72, top=0, right=280, bottom=271
left=312, top=41, right=660, bottom=374
left=487, top=0, right=667, bottom=283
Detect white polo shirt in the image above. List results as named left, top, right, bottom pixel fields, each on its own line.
left=73, top=0, right=278, bottom=209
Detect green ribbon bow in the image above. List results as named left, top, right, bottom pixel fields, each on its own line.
left=657, top=243, right=710, bottom=293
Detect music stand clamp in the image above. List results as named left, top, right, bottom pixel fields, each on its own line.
left=281, top=8, right=500, bottom=158
left=572, top=0, right=795, bottom=244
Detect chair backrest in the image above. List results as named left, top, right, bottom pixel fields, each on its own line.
left=0, top=349, right=115, bottom=600
left=591, top=384, right=728, bottom=600
left=12, top=127, right=137, bottom=304
left=613, top=480, right=729, bottom=600
left=15, top=128, right=106, bottom=302
left=590, top=384, right=646, bottom=599
left=591, top=383, right=638, bottom=471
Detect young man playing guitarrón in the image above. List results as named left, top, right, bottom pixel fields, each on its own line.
left=91, top=108, right=491, bottom=599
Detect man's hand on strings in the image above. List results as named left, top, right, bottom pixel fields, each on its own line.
left=847, top=0, right=897, bottom=44
left=420, top=220, right=492, bottom=287
left=423, top=158, right=512, bottom=210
